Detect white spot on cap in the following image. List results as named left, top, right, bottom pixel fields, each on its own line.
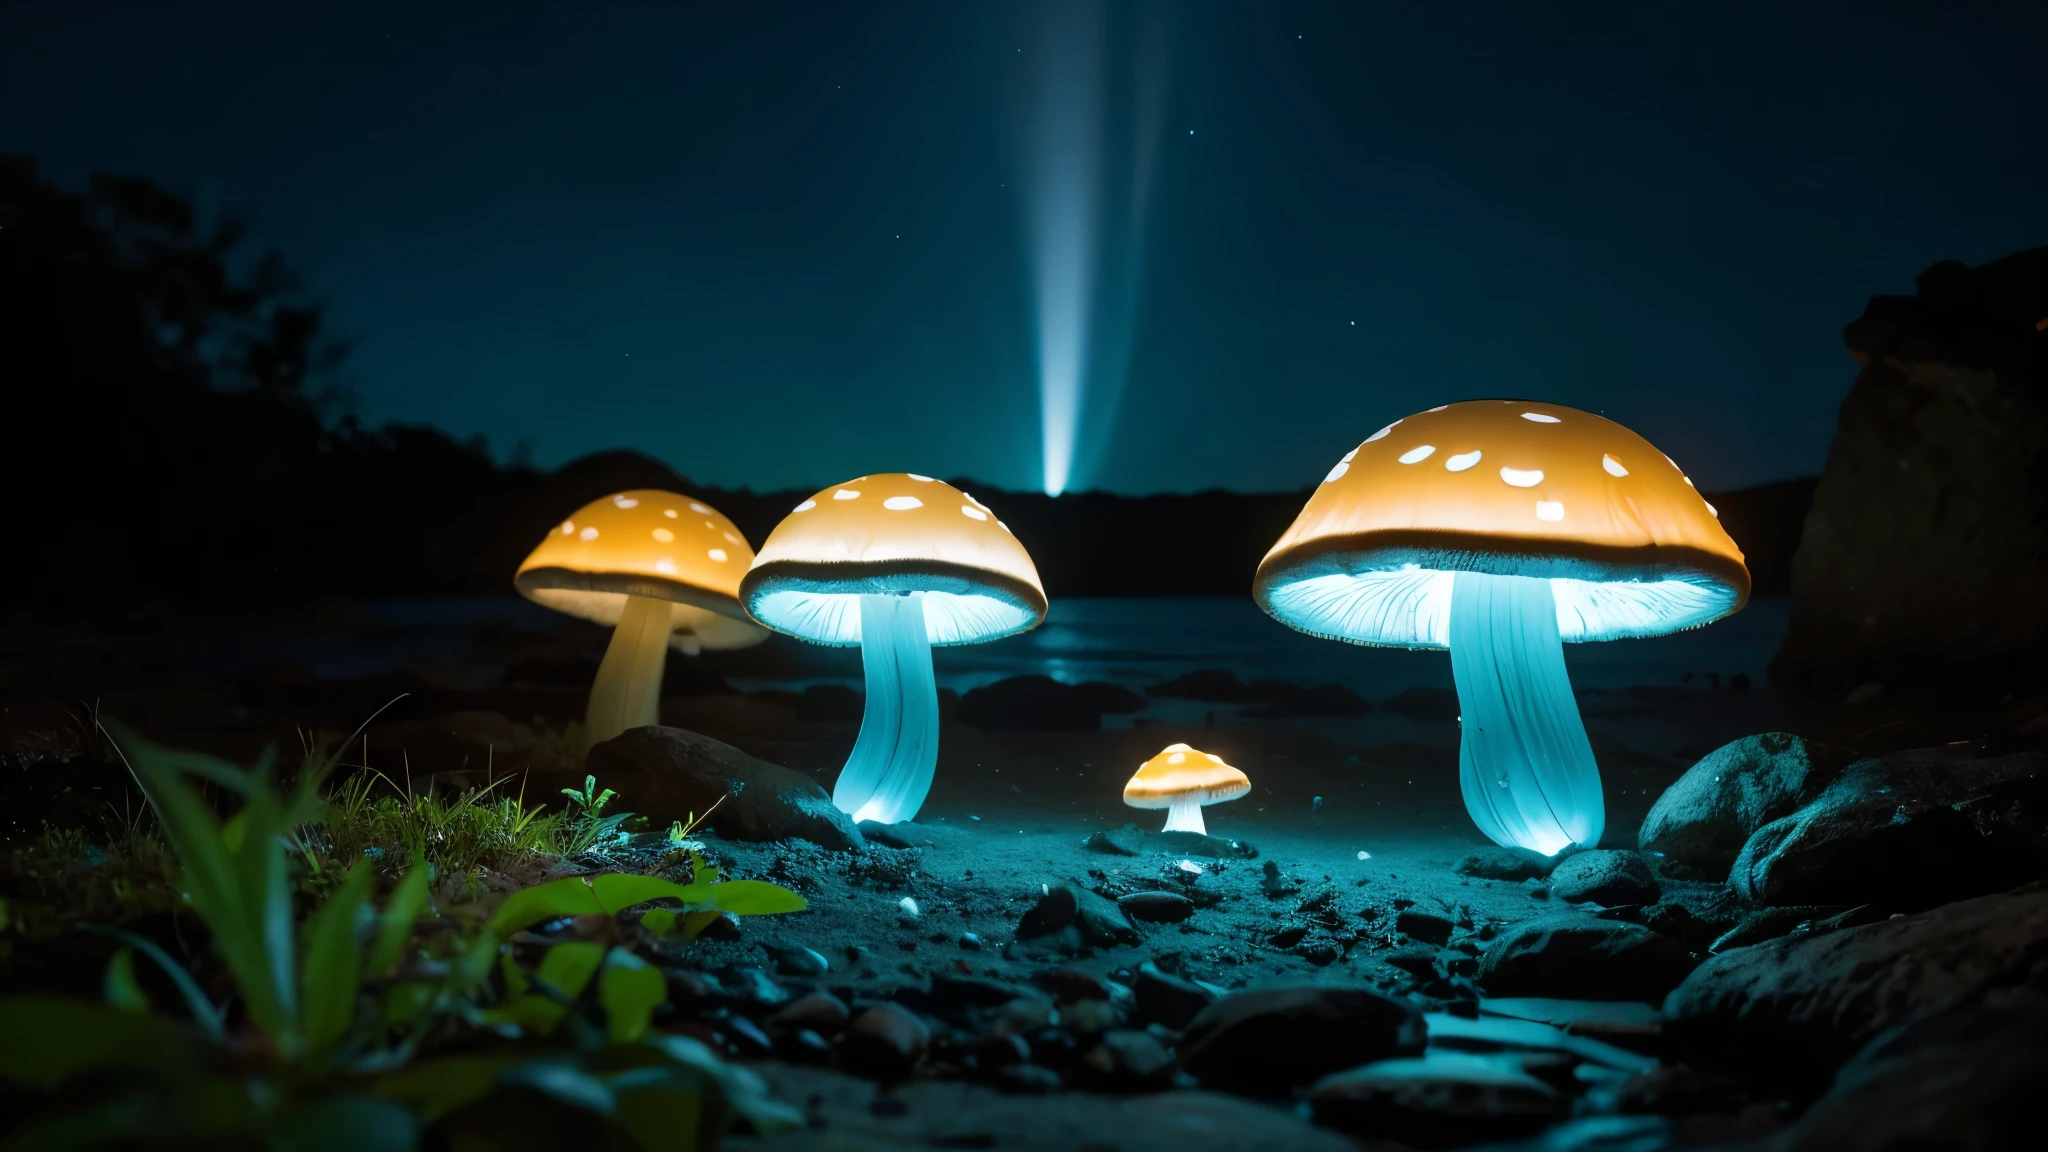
left=654, top=558, right=677, bottom=574
left=560, top=520, right=575, bottom=535
left=1500, top=467, right=1544, bottom=488
left=1167, top=752, right=1186, bottom=764
left=1426, top=404, right=1449, bottom=412
left=614, top=495, right=639, bottom=508
left=1521, top=412, right=1561, bottom=423
left=961, top=505, right=988, bottom=520
left=1324, top=462, right=1350, bottom=483
left=707, top=548, right=729, bottom=562
left=703, top=520, right=715, bottom=529
left=1704, top=501, right=1718, bottom=518
left=688, top=502, right=709, bottom=514
left=1398, top=445, right=1436, bottom=464
left=793, top=499, right=817, bottom=512
left=907, top=473, right=934, bottom=482
left=1365, top=421, right=1398, bottom=442
left=883, top=496, right=923, bottom=510
left=1446, top=450, right=1482, bottom=472
left=1536, top=501, right=1565, bottom=522
left=998, top=521, right=1011, bottom=532
left=1206, top=753, right=1223, bottom=763
left=1340, top=447, right=1358, bottom=462
left=833, top=489, right=861, bottom=500
left=663, top=508, right=679, bottom=518
left=722, top=531, right=740, bottom=543
left=652, top=528, right=675, bottom=542
left=1603, top=454, right=1629, bottom=477
left=579, top=526, right=599, bottom=541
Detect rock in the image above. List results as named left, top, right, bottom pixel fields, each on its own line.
left=992, top=1063, right=1064, bottom=1094
left=1774, top=247, right=2048, bottom=697
left=858, top=820, right=940, bottom=849
left=1260, top=859, right=1299, bottom=898
left=1177, top=985, right=1425, bottom=1096
left=1454, top=846, right=1555, bottom=881
left=1032, top=966, right=1118, bottom=1004
left=1079, top=1029, right=1177, bottom=1091
left=1015, top=886, right=1078, bottom=939
left=578, top=725, right=863, bottom=850
left=1073, top=887, right=1142, bottom=946
left=1479, top=998, right=1664, bottom=1055
left=1382, top=686, right=1460, bottom=723
left=1480, top=915, right=1696, bottom=1003
left=958, top=932, right=981, bottom=951
left=1084, top=823, right=1147, bottom=856
left=1119, top=891, right=1195, bottom=923
left=1729, top=744, right=2047, bottom=911
left=1131, top=962, right=1216, bottom=1030
left=1590, top=1063, right=1749, bottom=1118
left=923, top=974, right=1041, bottom=1016
left=1546, top=851, right=1661, bottom=906
left=1242, top=683, right=1373, bottom=719
left=1785, top=995, right=2048, bottom=1150
left=723, top=966, right=790, bottom=1006
left=766, top=944, right=830, bottom=977
left=1397, top=909, right=1456, bottom=945
left=1383, top=945, right=1441, bottom=980
left=767, top=990, right=850, bottom=1034
left=1706, top=906, right=1832, bottom=953
left=1423, top=1011, right=1654, bottom=1074
left=955, top=675, right=1143, bottom=731
left=1307, top=1052, right=1566, bottom=1147
left=1663, top=881, right=2048, bottom=1094
left=1638, top=733, right=1852, bottom=879
left=840, top=1003, right=931, bottom=1081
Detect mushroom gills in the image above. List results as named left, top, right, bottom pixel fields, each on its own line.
left=1162, top=792, right=1208, bottom=836
left=1447, top=571, right=1605, bottom=856
left=585, top=593, right=676, bottom=749
left=834, top=592, right=940, bottom=825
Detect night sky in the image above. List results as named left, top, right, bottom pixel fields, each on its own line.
left=5, top=2, right=2042, bottom=495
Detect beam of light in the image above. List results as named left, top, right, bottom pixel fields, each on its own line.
left=1026, top=1, right=1104, bottom=496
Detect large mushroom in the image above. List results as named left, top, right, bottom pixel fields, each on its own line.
left=1123, top=744, right=1250, bottom=836
left=516, top=490, right=767, bottom=748
left=1253, top=401, right=1748, bottom=855
left=739, top=474, right=1046, bottom=825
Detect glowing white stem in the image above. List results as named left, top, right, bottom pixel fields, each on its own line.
left=834, top=593, right=940, bottom=825
left=585, top=593, right=674, bottom=750
left=1161, top=793, right=1206, bottom=836
left=1448, top=571, right=1605, bottom=855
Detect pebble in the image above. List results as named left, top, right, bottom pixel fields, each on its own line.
left=1131, top=961, right=1216, bottom=1029
left=1396, top=908, right=1456, bottom=945
left=767, top=990, right=851, bottom=1034
left=1177, top=985, right=1426, bottom=1095
left=959, top=932, right=982, bottom=950
left=841, top=1003, right=931, bottom=1081
left=1118, top=891, right=1197, bottom=923
left=994, top=1063, right=1064, bottom=1094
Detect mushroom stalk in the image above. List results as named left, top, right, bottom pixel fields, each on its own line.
left=1162, top=793, right=1206, bottom=836
left=585, top=593, right=675, bottom=750
left=1447, top=571, right=1604, bottom=855
left=834, top=593, right=939, bottom=825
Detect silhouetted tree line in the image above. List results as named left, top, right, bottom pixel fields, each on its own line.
left=0, top=158, right=1811, bottom=613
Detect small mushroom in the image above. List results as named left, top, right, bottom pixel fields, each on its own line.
left=1255, top=401, right=1749, bottom=855
left=1122, top=744, right=1250, bottom=837
left=516, top=490, right=767, bottom=748
left=740, top=474, right=1046, bottom=825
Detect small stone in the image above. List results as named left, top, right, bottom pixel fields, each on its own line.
left=959, top=932, right=983, bottom=950
left=768, top=944, right=830, bottom=977
left=1063, top=998, right=1124, bottom=1034
left=1079, top=1029, right=1176, bottom=1090
left=1480, top=916, right=1696, bottom=1003
left=1119, top=891, right=1196, bottom=923
left=1178, top=985, right=1427, bottom=1095
left=1084, top=823, right=1147, bottom=856
left=1547, top=850, right=1661, bottom=906
left=1016, top=885, right=1079, bottom=938
left=1454, top=846, right=1555, bottom=882
left=993, top=1063, right=1063, bottom=1094
left=1032, top=966, right=1116, bottom=1003
left=724, top=966, right=790, bottom=1006
left=1396, top=909, right=1456, bottom=945
left=768, top=990, right=851, bottom=1034
left=1308, top=1052, right=1566, bottom=1144
left=721, top=1014, right=773, bottom=1057
left=841, top=1003, right=931, bottom=1081
left=1074, top=887, right=1143, bottom=946
left=1132, top=961, right=1216, bottom=1029
left=1383, top=945, right=1440, bottom=979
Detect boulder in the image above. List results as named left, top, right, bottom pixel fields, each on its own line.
left=1729, top=744, right=2047, bottom=911
left=1546, top=851, right=1661, bottom=906
left=1176, top=985, right=1425, bottom=1096
left=1638, top=733, right=1853, bottom=878
left=1479, top=916, right=1696, bottom=1003
left=578, top=725, right=863, bottom=850
left=1454, top=846, right=1555, bottom=882
left=1306, top=1052, right=1566, bottom=1147
left=1786, top=994, right=2048, bottom=1150
left=955, top=675, right=1143, bottom=732
left=1663, top=881, right=2048, bottom=1094
left=1381, top=686, right=1460, bottom=723
left=1131, top=962, right=1216, bottom=1030
left=1396, top=909, right=1456, bottom=945
left=1773, top=247, right=2048, bottom=696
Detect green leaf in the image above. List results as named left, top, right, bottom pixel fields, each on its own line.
left=233, top=752, right=301, bottom=1039
left=591, top=872, right=708, bottom=915
left=639, top=908, right=677, bottom=936
left=484, top=876, right=603, bottom=937
left=679, top=910, right=726, bottom=941
left=641, top=1034, right=805, bottom=1135
left=0, top=996, right=202, bottom=1089
left=612, top=1085, right=706, bottom=1152
left=599, top=949, right=666, bottom=1044
left=366, top=858, right=431, bottom=976
left=499, top=1058, right=616, bottom=1115
left=82, top=925, right=224, bottom=1037
left=269, top=1093, right=419, bottom=1152
left=373, top=1054, right=526, bottom=1122
left=533, top=941, right=605, bottom=1003
left=302, top=858, right=378, bottom=1055
left=103, top=947, right=149, bottom=1013
left=705, top=880, right=808, bottom=916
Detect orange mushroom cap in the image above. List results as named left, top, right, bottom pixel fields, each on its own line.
left=515, top=489, right=766, bottom=650
left=1122, top=743, right=1252, bottom=810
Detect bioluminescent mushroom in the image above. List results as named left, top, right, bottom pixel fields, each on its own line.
left=516, top=490, right=767, bottom=748
left=1253, top=401, right=1749, bottom=855
left=739, top=474, right=1046, bottom=825
left=1123, top=744, right=1250, bottom=836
